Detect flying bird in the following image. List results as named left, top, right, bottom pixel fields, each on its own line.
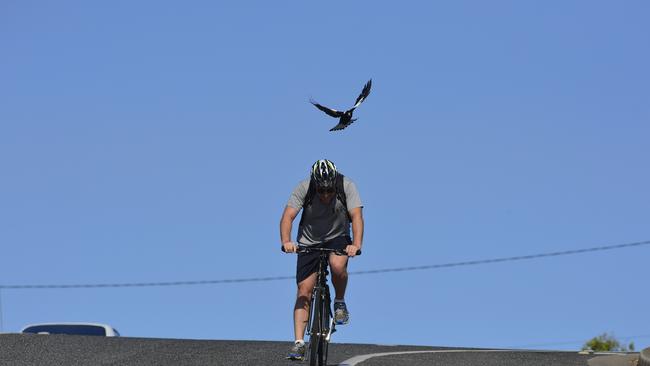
left=310, top=79, right=372, bottom=131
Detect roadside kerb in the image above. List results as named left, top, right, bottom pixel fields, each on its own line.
left=639, top=347, right=650, bottom=366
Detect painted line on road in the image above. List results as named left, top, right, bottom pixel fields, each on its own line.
left=338, top=349, right=520, bottom=366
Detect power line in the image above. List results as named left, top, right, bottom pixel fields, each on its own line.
left=0, top=239, right=648, bottom=290
left=0, top=275, right=296, bottom=290
left=349, top=239, right=650, bottom=275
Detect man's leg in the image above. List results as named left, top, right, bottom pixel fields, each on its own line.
left=329, top=254, right=349, bottom=300
left=294, top=272, right=317, bottom=341
left=329, top=254, right=351, bottom=324
left=287, top=272, right=317, bottom=360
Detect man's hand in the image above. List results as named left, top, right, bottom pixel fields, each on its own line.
left=282, top=241, right=299, bottom=253
left=345, top=244, right=361, bottom=257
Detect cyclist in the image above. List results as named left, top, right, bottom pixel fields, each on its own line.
left=280, top=159, right=364, bottom=361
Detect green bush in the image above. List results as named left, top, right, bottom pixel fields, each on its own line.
left=582, top=333, right=635, bottom=352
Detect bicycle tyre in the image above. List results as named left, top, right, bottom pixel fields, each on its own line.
left=309, top=288, right=322, bottom=366
left=315, top=289, right=332, bottom=366
left=321, top=292, right=332, bottom=366
left=322, top=334, right=329, bottom=366
left=318, top=337, right=325, bottom=366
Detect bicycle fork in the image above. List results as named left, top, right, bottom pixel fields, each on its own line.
left=325, top=316, right=336, bottom=342
left=322, top=284, right=336, bottom=342
left=308, top=284, right=336, bottom=340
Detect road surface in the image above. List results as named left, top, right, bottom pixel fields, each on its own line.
left=0, top=334, right=602, bottom=365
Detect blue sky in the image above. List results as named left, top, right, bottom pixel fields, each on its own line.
left=1, top=0, right=649, bottom=351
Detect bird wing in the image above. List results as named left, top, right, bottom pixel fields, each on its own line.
left=329, top=119, right=356, bottom=132
left=310, top=99, right=344, bottom=118
left=352, top=79, right=372, bottom=108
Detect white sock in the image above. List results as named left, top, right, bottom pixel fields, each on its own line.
left=295, top=340, right=305, bottom=346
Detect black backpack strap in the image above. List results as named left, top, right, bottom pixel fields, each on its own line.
left=336, top=174, right=352, bottom=222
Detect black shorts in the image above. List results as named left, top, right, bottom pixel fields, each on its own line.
left=296, top=235, right=351, bottom=284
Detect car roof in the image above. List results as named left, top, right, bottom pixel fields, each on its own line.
left=20, top=322, right=120, bottom=336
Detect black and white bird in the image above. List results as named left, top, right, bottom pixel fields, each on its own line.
left=310, top=79, right=372, bottom=132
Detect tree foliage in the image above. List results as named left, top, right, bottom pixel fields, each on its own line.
left=582, top=333, right=635, bottom=352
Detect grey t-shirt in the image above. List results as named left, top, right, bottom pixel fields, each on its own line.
left=287, top=177, right=363, bottom=245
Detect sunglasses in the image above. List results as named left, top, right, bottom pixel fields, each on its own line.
left=317, top=187, right=335, bottom=194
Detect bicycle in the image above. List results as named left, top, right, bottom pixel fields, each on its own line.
left=282, top=244, right=361, bottom=366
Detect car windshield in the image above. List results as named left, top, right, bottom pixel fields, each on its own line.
left=22, top=324, right=107, bottom=336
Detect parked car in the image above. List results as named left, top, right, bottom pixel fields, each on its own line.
left=21, top=323, right=120, bottom=337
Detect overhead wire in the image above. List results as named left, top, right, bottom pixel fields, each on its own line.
left=0, top=239, right=648, bottom=290
left=349, top=239, right=650, bottom=275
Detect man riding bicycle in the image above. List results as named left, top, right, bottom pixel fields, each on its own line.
left=280, top=159, right=364, bottom=360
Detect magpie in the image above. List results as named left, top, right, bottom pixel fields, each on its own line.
left=310, top=79, right=372, bottom=132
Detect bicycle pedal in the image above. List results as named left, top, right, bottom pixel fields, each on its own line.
left=286, top=355, right=305, bottom=361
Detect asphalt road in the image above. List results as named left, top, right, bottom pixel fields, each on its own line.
left=0, top=334, right=600, bottom=365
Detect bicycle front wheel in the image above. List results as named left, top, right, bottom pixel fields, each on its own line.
left=321, top=289, right=333, bottom=366
left=309, top=288, right=323, bottom=366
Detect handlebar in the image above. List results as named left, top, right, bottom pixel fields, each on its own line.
left=281, top=244, right=361, bottom=256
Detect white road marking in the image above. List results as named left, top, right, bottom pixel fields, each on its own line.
left=338, top=349, right=520, bottom=366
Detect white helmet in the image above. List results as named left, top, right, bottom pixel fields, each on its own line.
left=310, top=159, right=338, bottom=188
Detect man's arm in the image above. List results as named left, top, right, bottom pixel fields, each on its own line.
left=280, top=205, right=300, bottom=252
left=347, top=207, right=364, bottom=256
